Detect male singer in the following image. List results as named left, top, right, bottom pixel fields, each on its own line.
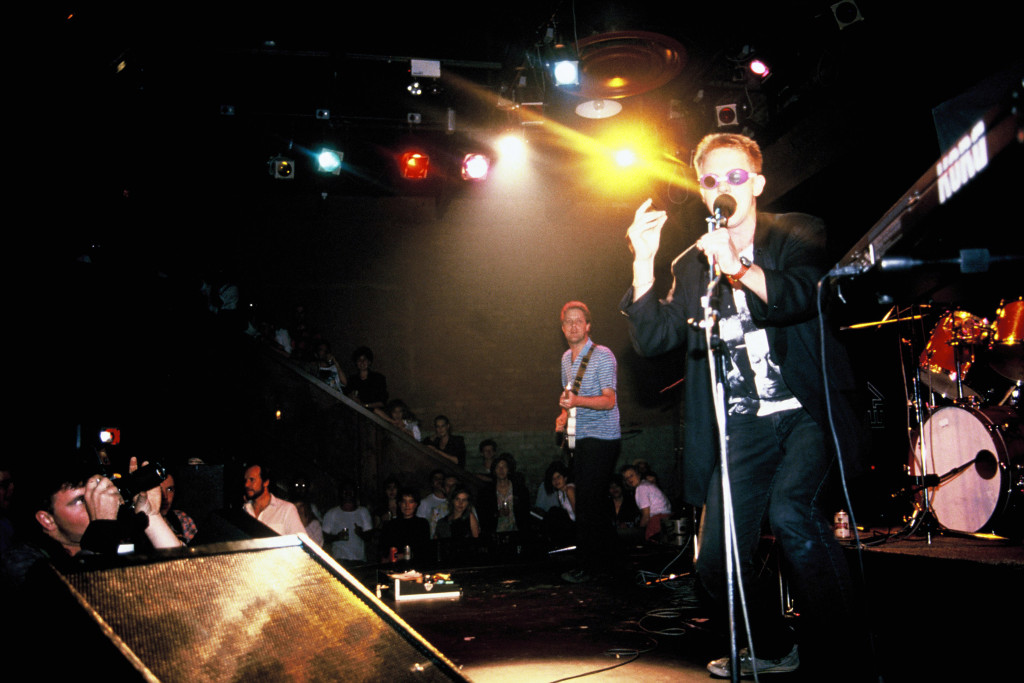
left=620, top=133, right=864, bottom=678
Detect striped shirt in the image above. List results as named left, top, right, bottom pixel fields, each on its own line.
left=561, top=339, right=621, bottom=441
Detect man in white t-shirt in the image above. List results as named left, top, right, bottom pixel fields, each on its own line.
left=322, top=483, right=372, bottom=563
left=416, top=469, right=450, bottom=538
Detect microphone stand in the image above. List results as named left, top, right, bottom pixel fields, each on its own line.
left=700, top=206, right=753, bottom=683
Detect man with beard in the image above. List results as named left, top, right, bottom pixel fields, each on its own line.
left=242, top=463, right=304, bottom=536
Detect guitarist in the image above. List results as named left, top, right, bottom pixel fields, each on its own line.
left=555, top=301, right=621, bottom=583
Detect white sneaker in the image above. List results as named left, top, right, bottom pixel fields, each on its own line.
left=707, top=644, right=799, bottom=677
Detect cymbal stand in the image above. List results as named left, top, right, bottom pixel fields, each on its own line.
left=907, top=309, right=943, bottom=543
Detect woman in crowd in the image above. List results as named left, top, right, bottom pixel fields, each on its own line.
left=375, top=475, right=401, bottom=529
left=311, top=341, right=347, bottom=392
left=379, top=487, right=430, bottom=565
left=542, top=461, right=576, bottom=550
left=159, top=469, right=198, bottom=545
left=435, top=485, right=480, bottom=563
left=477, top=453, right=530, bottom=546
left=608, top=473, right=640, bottom=542
left=376, top=399, right=421, bottom=440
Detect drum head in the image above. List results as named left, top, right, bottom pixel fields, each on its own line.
left=912, top=407, right=1004, bottom=533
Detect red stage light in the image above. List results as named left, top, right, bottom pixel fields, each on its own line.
left=400, top=152, right=430, bottom=179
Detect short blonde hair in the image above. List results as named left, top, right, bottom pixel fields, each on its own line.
left=694, top=133, right=763, bottom=173
left=560, top=301, right=591, bottom=324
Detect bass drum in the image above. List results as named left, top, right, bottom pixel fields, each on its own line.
left=911, top=406, right=1024, bottom=536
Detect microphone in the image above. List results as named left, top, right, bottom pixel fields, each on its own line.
left=713, top=195, right=737, bottom=225
left=878, top=249, right=991, bottom=274
left=828, top=248, right=1021, bottom=279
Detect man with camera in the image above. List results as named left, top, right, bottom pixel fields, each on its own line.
left=3, top=455, right=182, bottom=589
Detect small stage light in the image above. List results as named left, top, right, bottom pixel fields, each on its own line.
left=831, top=0, right=864, bottom=29
left=268, top=155, right=295, bottom=180
left=715, top=104, right=738, bottom=127
left=575, top=99, right=623, bottom=119
left=99, top=428, right=121, bottom=445
left=401, top=152, right=430, bottom=179
left=495, top=133, right=527, bottom=167
left=317, top=148, right=343, bottom=175
left=749, top=59, right=770, bottom=78
left=461, top=153, right=491, bottom=181
left=614, top=148, right=637, bottom=168
left=552, top=59, right=579, bottom=86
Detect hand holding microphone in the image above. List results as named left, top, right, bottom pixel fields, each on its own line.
left=697, top=196, right=742, bottom=275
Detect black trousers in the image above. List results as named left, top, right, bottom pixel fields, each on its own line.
left=572, top=437, right=621, bottom=569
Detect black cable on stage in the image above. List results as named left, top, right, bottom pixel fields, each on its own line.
left=817, top=276, right=886, bottom=683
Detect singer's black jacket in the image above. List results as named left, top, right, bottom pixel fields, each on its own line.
left=620, top=212, right=865, bottom=506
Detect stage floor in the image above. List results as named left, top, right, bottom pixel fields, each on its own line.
left=351, top=529, right=1024, bottom=682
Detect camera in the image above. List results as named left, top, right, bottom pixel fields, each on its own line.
left=108, top=462, right=168, bottom=504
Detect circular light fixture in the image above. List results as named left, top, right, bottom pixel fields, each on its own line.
left=572, top=31, right=687, bottom=99
left=575, top=98, right=623, bottom=119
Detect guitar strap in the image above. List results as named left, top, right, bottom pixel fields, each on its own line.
left=564, top=344, right=596, bottom=452
left=570, top=345, right=595, bottom=396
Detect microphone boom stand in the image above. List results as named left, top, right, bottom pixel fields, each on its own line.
left=700, top=205, right=756, bottom=683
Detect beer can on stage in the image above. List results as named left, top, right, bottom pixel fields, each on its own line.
left=833, top=509, right=852, bottom=540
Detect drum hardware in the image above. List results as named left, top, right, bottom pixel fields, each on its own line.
left=840, top=303, right=932, bottom=332
left=894, top=305, right=1023, bottom=540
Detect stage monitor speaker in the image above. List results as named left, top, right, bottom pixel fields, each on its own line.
left=41, top=535, right=468, bottom=682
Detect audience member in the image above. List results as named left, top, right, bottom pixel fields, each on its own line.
left=477, top=453, right=530, bottom=545
left=534, top=461, right=561, bottom=514
left=622, top=464, right=672, bottom=541
left=377, top=399, right=421, bottom=440
left=608, top=474, right=641, bottom=543
left=375, top=475, right=401, bottom=528
left=416, top=469, right=450, bottom=538
left=443, top=474, right=460, bottom=499
left=273, top=324, right=294, bottom=356
left=542, top=461, right=576, bottom=550
left=632, top=459, right=653, bottom=481
left=311, top=341, right=347, bottom=393
left=422, top=415, right=467, bottom=468
left=475, top=439, right=498, bottom=480
left=295, top=500, right=324, bottom=546
left=159, top=469, right=198, bottom=545
left=435, top=485, right=480, bottom=563
left=289, top=473, right=321, bottom=518
left=242, top=462, right=305, bottom=536
left=379, top=488, right=430, bottom=564
left=346, top=346, right=388, bottom=410
left=3, top=456, right=181, bottom=589
left=323, top=483, right=373, bottom=563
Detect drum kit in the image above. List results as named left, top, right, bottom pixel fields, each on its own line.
left=906, top=297, right=1024, bottom=537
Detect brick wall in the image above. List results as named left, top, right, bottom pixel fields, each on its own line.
left=247, top=191, right=705, bottom=502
